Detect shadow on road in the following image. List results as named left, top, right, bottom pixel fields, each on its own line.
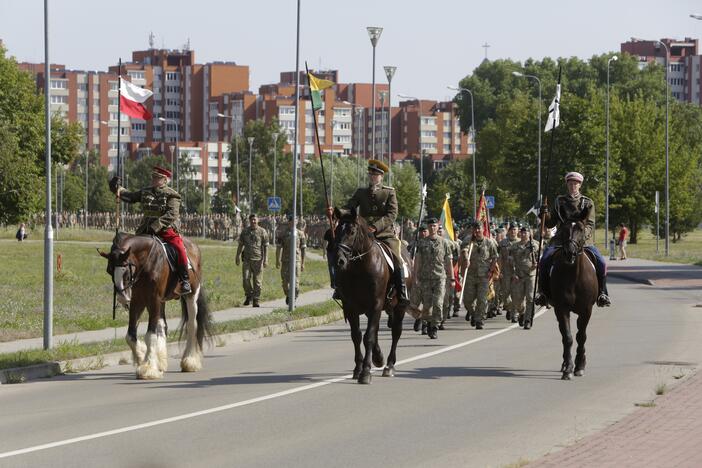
left=395, top=365, right=561, bottom=381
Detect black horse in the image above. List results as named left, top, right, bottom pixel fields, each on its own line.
left=333, top=209, right=414, bottom=384
left=549, top=221, right=598, bottom=380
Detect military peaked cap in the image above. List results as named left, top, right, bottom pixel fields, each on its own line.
left=367, top=159, right=389, bottom=174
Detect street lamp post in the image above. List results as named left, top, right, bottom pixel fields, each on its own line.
left=247, top=136, right=254, bottom=214
left=634, top=38, right=671, bottom=256
left=272, top=132, right=278, bottom=239
left=384, top=66, right=396, bottom=183
left=605, top=55, right=618, bottom=248
left=447, top=86, right=476, bottom=215
left=379, top=92, right=387, bottom=168
left=367, top=26, right=383, bottom=160
left=511, top=72, right=542, bottom=204
left=159, top=117, right=179, bottom=193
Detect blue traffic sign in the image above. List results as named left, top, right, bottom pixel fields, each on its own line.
left=267, top=196, right=282, bottom=211
left=485, top=196, right=495, bottom=209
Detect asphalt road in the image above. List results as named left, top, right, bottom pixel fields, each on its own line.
left=1, top=277, right=701, bottom=468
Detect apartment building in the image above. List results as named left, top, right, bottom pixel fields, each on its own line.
left=620, top=37, right=702, bottom=104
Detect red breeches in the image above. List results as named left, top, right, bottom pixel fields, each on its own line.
left=159, top=228, right=188, bottom=266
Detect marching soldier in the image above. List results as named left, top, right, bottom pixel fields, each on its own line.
left=410, top=224, right=429, bottom=333
left=497, top=222, right=520, bottom=319
left=276, top=214, right=306, bottom=305
left=535, top=171, right=611, bottom=307
left=236, top=213, right=269, bottom=307
left=437, top=225, right=460, bottom=329
left=414, top=217, right=454, bottom=339
left=331, top=159, right=410, bottom=307
left=109, top=166, right=191, bottom=294
left=461, top=222, right=499, bottom=329
left=509, top=226, right=539, bottom=328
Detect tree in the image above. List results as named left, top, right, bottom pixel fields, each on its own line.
left=392, top=162, right=421, bottom=220
left=0, top=123, right=42, bottom=224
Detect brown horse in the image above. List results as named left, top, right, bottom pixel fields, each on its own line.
left=333, top=209, right=413, bottom=384
left=549, top=221, right=598, bottom=380
left=99, top=232, right=212, bottom=380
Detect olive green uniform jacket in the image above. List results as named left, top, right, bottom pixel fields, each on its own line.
left=118, top=185, right=181, bottom=235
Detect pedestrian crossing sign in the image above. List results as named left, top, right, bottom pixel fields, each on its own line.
left=267, top=196, right=282, bottom=211
left=485, top=196, right=495, bottom=209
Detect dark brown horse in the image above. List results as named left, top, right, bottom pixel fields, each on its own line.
left=549, top=221, right=598, bottom=380
left=333, top=209, right=414, bottom=384
left=99, top=232, right=212, bottom=380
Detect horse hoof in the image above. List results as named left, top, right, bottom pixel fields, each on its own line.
left=574, top=369, right=584, bottom=377
left=180, top=356, right=202, bottom=372
left=372, top=354, right=384, bottom=369
left=136, top=364, right=163, bottom=380
left=358, top=372, right=372, bottom=384
left=561, top=372, right=573, bottom=381
left=352, top=369, right=361, bottom=380
left=382, top=367, right=394, bottom=377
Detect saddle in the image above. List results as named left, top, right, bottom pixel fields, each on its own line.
left=375, top=241, right=409, bottom=277
left=153, top=237, right=192, bottom=272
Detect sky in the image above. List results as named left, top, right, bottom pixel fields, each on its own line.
left=1, top=0, right=701, bottom=101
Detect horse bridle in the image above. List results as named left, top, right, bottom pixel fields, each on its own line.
left=114, top=260, right=140, bottom=294
left=336, top=222, right=375, bottom=263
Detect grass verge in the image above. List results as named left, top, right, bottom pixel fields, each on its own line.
left=0, top=231, right=330, bottom=342
left=0, top=300, right=340, bottom=371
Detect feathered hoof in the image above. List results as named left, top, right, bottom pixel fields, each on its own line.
left=180, top=356, right=202, bottom=372
left=358, top=372, right=372, bottom=384
left=561, top=372, right=573, bottom=381
left=574, top=369, right=585, bottom=377
left=136, top=364, right=163, bottom=380
left=382, top=366, right=394, bottom=377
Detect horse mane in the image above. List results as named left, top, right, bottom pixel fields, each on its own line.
left=112, top=233, right=168, bottom=279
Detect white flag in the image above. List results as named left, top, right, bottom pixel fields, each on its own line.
left=544, top=83, right=560, bottom=132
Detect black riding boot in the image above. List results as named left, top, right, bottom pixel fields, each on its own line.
left=596, top=274, right=611, bottom=307
left=178, top=265, right=192, bottom=295
left=393, top=263, right=410, bottom=307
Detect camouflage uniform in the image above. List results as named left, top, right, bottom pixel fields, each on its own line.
left=497, top=233, right=520, bottom=315
left=236, top=225, right=269, bottom=302
left=442, top=238, right=460, bottom=322
left=415, top=235, right=453, bottom=330
left=509, top=237, right=539, bottom=322
left=276, top=224, right=306, bottom=300
left=461, top=236, right=499, bottom=325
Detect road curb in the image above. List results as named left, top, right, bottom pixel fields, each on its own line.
left=0, top=309, right=343, bottom=385
left=608, top=272, right=655, bottom=286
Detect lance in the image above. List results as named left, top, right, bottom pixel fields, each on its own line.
left=529, top=66, right=562, bottom=329
left=411, top=184, right=427, bottom=258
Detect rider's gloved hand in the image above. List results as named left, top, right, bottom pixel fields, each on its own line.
left=109, top=176, right=122, bottom=194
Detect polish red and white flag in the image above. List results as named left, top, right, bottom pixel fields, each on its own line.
left=119, top=78, right=153, bottom=120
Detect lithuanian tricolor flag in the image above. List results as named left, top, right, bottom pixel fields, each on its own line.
left=308, top=72, right=334, bottom=110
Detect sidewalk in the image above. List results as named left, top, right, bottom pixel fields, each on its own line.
left=0, top=287, right=333, bottom=355
left=531, top=257, right=702, bottom=467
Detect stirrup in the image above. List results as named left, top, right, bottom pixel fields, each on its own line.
left=596, top=293, right=611, bottom=307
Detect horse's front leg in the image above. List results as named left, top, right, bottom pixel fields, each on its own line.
left=125, top=302, right=146, bottom=368
left=574, top=308, right=592, bottom=376
left=383, top=304, right=405, bottom=377
left=137, top=298, right=166, bottom=380
left=348, top=313, right=363, bottom=380
left=555, top=307, right=574, bottom=380
left=359, top=308, right=381, bottom=384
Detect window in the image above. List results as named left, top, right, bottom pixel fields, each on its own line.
left=279, top=106, right=296, bottom=115
left=50, top=79, right=67, bottom=89
left=166, top=72, right=180, bottom=81
left=128, top=71, right=145, bottom=80
left=131, top=123, right=146, bottom=131
left=421, top=130, right=436, bottom=137
left=50, top=95, right=67, bottom=104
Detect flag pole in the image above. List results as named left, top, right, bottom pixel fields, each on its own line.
left=529, top=66, right=561, bottom=329
left=116, top=58, right=122, bottom=233
left=304, top=62, right=334, bottom=236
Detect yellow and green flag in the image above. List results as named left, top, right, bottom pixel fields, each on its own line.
left=308, top=72, right=334, bottom=110
left=440, top=193, right=455, bottom=241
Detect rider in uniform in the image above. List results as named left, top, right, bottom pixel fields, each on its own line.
left=332, top=159, right=410, bottom=307
left=109, top=166, right=191, bottom=294
left=535, top=171, right=611, bottom=307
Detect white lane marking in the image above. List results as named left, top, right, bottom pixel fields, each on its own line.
left=0, top=308, right=546, bottom=459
